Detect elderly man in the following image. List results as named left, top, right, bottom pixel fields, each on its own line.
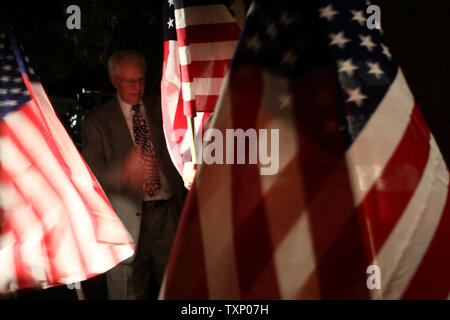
left=82, top=50, right=187, bottom=299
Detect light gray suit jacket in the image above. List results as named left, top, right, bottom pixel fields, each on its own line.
left=81, top=96, right=186, bottom=263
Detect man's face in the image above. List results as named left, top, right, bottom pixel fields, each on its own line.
left=110, top=60, right=146, bottom=105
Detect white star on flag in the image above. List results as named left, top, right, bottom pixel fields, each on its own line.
left=346, top=87, right=368, bottom=107
left=281, top=50, right=298, bottom=66
left=338, top=58, right=359, bottom=77
left=280, top=12, right=294, bottom=26
left=351, top=10, right=366, bottom=25
left=246, top=35, right=262, bottom=52
left=278, top=93, right=293, bottom=109
left=359, top=35, right=376, bottom=52
left=319, top=4, right=338, bottom=21
left=1, top=100, right=18, bottom=107
left=381, top=43, right=392, bottom=59
left=167, top=17, right=174, bottom=29
left=329, top=31, right=350, bottom=49
left=9, top=88, right=21, bottom=94
left=367, top=62, right=384, bottom=79
left=266, top=23, right=278, bottom=40
left=168, top=0, right=174, bottom=7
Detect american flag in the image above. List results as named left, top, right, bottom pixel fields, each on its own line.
left=161, top=0, right=241, bottom=173
left=160, top=1, right=450, bottom=299
left=0, top=24, right=134, bottom=293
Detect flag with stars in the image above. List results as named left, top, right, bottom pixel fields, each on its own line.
left=160, top=0, right=450, bottom=299
left=161, top=0, right=241, bottom=174
left=0, top=24, right=134, bottom=293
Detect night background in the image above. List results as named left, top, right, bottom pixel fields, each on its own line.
left=2, top=0, right=449, bottom=299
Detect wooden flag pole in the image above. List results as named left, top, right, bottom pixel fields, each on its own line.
left=187, top=116, right=197, bottom=164
left=364, top=218, right=384, bottom=300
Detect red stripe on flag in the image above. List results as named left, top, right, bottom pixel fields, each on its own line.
left=23, top=102, right=113, bottom=243
left=401, top=183, right=450, bottom=299
left=180, top=65, right=194, bottom=83
left=229, top=66, right=281, bottom=299
left=6, top=220, right=30, bottom=289
left=357, top=103, right=431, bottom=254
left=195, top=95, right=219, bottom=113
left=2, top=109, right=90, bottom=278
left=28, top=92, right=122, bottom=266
left=176, top=23, right=241, bottom=46
left=8, top=176, right=63, bottom=283
left=164, top=185, right=209, bottom=299
left=183, top=99, right=196, bottom=117
left=291, top=69, right=370, bottom=299
left=180, top=61, right=231, bottom=82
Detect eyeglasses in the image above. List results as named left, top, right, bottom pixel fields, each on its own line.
left=119, top=77, right=146, bottom=86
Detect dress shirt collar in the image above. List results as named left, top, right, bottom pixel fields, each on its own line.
left=117, top=94, right=143, bottom=119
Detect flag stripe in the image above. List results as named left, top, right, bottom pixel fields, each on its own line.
left=0, top=231, right=19, bottom=292
left=255, top=71, right=316, bottom=298
left=192, top=78, right=224, bottom=96
left=176, top=23, right=242, bottom=46
left=181, top=60, right=231, bottom=81
left=346, top=70, right=415, bottom=206
left=174, top=5, right=237, bottom=28
left=8, top=108, right=104, bottom=274
left=379, top=137, right=449, bottom=299
left=356, top=103, right=431, bottom=255
left=1, top=117, right=90, bottom=278
left=194, top=95, right=219, bottom=113
left=164, top=186, right=209, bottom=298
left=196, top=84, right=241, bottom=299
left=401, top=182, right=450, bottom=299
left=288, top=69, right=370, bottom=299
left=229, top=66, right=281, bottom=298
left=188, top=41, right=238, bottom=62
left=1, top=174, right=57, bottom=284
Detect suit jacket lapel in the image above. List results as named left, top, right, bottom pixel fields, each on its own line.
left=108, top=97, right=134, bottom=153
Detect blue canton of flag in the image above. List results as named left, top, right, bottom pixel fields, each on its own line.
left=318, top=0, right=397, bottom=140
left=0, top=27, right=34, bottom=118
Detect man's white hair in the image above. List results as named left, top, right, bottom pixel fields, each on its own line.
left=108, top=50, right=146, bottom=76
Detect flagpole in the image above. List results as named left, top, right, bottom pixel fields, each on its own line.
left=364, top=217, right=384, bottom=300
left=187, top=116, right=197, bottom=164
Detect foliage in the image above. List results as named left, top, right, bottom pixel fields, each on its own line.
left=6, top=1, right=163, bottom=97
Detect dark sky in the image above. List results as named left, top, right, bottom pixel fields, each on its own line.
left=4, top=0, right=450, bottom=159
left=5, top=0, right=164, bottom=97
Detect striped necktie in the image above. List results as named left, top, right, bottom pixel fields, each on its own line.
left=131, top=103, right=161, bottom=197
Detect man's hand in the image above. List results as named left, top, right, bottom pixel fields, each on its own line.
left=182, top=162, right=197, bottom=190
left=122, top=148, right=144, bottom=192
